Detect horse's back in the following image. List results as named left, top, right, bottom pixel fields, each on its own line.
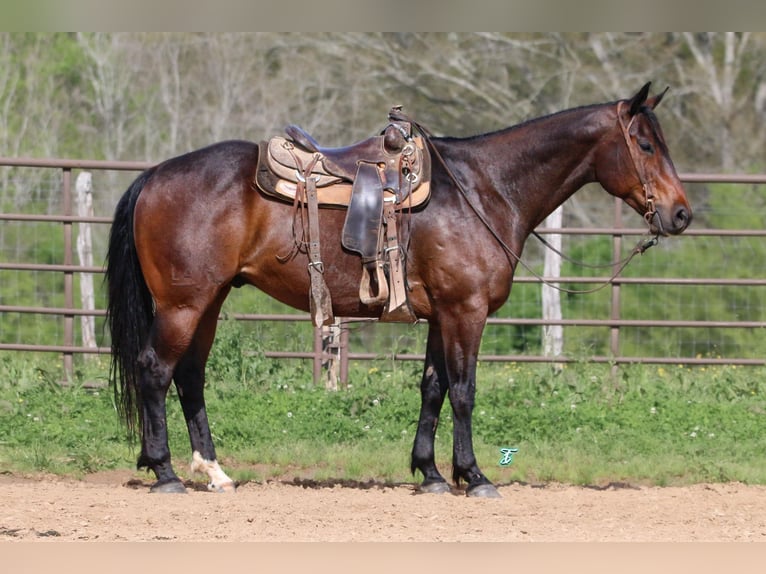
left=137, top=138, right=259, bottom=213
left=152, top=139, right=259, bottom=183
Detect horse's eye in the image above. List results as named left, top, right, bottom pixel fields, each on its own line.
left=638, top=139, right=654, bottom=153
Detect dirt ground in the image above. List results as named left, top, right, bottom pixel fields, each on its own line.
left=1, top=471, right=766, bottom=542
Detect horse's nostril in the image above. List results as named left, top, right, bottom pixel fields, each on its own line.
left=675, top=207, right=691, bottom=229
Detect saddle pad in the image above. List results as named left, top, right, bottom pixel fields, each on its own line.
left=273, top=179, right=431, bottom=210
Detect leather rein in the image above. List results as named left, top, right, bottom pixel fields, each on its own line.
left=394, top=104, right=661, bottom=295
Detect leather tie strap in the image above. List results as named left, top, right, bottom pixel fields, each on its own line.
left=303, top=156, right=334, bottom=327
left=379, top=200, right=416, bottom=323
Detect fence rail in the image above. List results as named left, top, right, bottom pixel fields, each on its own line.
left=2, top=157, right=766, bottom=383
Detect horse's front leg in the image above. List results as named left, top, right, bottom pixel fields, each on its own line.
left=411, top=325, right=451, bottom=493
left=448, top=373, right=500, bottom=498
left=443, top=312, right=501, bottom=498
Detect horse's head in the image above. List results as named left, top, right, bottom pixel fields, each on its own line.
left=598, top=82, right=692, bottom=236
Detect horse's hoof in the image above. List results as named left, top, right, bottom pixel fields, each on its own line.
left=150, top=479, right=187, bottom=494
left=208, top=481, right=236, bottom=493
left=466, top=483, right=501, bottom=498
left=417, top=480, right=451, bottom=494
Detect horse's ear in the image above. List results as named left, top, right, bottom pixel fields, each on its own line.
left=628, top=82, right=652, bottom=116
left=646, top=86, right=670, bottom=110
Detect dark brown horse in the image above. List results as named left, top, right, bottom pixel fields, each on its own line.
left=106, top=83, right=691, bottom=496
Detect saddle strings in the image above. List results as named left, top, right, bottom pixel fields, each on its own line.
left=275, top=145, right=319, bottom=263
left=392, top=108, right=660, bottom=296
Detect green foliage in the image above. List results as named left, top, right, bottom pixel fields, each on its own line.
left=2, top=34, right=766, bottom=364
left=474, top=361, right=766, bottom=484
left=0, top=353, right=128, bottom=475
left=1, top=353, right=765, bottom=486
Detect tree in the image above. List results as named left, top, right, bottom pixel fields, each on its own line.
left=75, top=33, right=142, bottom=161
left=0, top=34, right=81, bottom=205
left=672, top=33, right=766, bottom=171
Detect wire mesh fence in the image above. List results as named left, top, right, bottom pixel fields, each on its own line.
left=1, top=158, right=766, bottom=383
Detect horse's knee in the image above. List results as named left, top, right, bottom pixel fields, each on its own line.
left=448, top=384, right=475, bottom=417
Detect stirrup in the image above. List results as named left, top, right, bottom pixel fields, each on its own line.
left=359, top=261, right=388, bottom=305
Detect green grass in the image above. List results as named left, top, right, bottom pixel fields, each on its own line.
left=1, top=349, right=765, bottom=487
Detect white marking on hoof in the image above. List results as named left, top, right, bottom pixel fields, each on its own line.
left=191, top=451, right=236, bottom=493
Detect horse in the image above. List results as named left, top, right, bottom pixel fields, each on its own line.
left=106, top=82, right=691, bottom=496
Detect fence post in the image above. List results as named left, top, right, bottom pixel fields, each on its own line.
left=610, top=196, right=623, bottom=374
left=75, top=172, right=97, bottom=359
left=313, top=326, right=322, bottom=385
left=317, top=318, right=343, bottom=390
left=62, top=168, right=74, bottom=380
left=339, top=322, right=349, bottom=388
left=542, top=205, right=564, bottom=361
left=310, top=318, right=349, bottom=390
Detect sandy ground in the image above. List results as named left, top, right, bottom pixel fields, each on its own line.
left=2, top=471, right=766, bottom=542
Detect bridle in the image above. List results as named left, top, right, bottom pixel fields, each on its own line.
left=616, top=100, right=661, bottom=233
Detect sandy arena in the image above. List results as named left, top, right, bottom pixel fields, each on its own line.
left=2, top=471, right=765, bottom=542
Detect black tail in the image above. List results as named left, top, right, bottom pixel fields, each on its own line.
left=105, top=169, right=155, bottom=440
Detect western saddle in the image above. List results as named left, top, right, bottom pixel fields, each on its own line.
left=254, top=107, right=431, bottom=327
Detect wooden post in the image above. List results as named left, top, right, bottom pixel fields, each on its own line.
left=75, top=171, right=97, bottom=359
left=542, top=205, right=564, bottom=362
left=339, top=321, right=349, bottom=388
left=321, top=318, right=342, bottom=391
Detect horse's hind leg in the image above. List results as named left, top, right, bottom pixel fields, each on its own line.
left=174, top=288, right=236, bottom=492
left=136, top=308, right=202, bottom=493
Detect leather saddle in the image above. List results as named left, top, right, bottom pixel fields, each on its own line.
left=257, top=121, right=431, bottom=210
left=254, top=108, right=431, bottom=326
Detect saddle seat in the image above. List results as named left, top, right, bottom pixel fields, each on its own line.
left=284, top=122, right=418, bottom=187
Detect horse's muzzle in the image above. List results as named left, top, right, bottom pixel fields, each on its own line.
left=652, top=204, right=692, bottom=236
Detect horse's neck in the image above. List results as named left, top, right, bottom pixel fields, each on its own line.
left=464, top=105, right=611, bottom=232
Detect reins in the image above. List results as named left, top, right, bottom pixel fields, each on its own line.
left=391, top=105, right=660, bottom=295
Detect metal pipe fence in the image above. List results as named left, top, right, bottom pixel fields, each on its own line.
left=1, top=157, right=765, bottom=383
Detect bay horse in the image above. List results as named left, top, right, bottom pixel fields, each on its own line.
left=106, top=82, right=691, bottom=496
